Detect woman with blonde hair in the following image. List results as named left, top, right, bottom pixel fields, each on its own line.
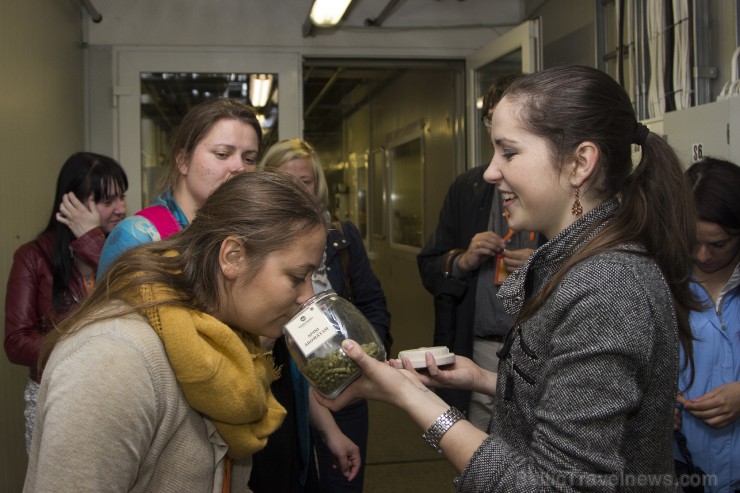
left=260, top=138, right=391, bottom=493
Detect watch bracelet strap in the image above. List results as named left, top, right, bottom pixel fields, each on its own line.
left=422, top=406, right=465, bottom=452
left=442, top=248, right=465, bottom=277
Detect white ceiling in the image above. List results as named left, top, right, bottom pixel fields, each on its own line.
left=83, top=0, right=524, bottom=54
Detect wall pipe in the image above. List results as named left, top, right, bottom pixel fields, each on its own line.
left=365, top=0, right=404, bottom=27
left=78, top=0, right=102, bottom=23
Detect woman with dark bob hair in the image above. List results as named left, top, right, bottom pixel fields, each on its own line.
left=4, top=151, right=127, bottom=453
left=24, top=171, right=327, bottom=492
left=318, top=65, right=700, bottom=492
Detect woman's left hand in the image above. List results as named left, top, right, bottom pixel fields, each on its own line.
left=56, top=192, right=100, bottom=238
left=674, top=394, right=683, bottom=430
left=390, top=353, right=496, bottom=396
left=680, top=381, right=740, bottom=428
left=323, top=430, right=361, bottom=481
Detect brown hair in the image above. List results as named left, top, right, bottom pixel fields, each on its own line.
left=482, top=73, right=524, bottom=116
left=505, top=65, right=699, bottom=375
left=158, top=98, right=263, bottom=194
left=686, top=156, right=740, bottom=232
left=41, top=170, right=326, bottom=366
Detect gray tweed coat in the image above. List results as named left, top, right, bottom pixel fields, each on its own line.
left=455, top=199, right=680, bottom=492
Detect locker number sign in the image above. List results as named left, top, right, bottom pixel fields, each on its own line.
left=692, top=143, right=704, bottom=162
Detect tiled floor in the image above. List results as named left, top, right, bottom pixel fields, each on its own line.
left=363, top=401, right=458, bottom=493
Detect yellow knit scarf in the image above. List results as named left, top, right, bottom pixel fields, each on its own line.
left=128, top=282, right=286, bottom=459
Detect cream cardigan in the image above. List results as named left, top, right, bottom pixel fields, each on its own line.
left=24, top=306, right=253, bottom=493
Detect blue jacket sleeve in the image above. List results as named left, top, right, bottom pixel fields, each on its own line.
left=96, top=216, right=161, bottom=281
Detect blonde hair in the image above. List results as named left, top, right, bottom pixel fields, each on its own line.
left=259, top=138, right=330, bottom=210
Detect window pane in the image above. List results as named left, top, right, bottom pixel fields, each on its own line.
left=390, top=137, right=423, bottom=248
left=369, top=148, right=386, bottom=240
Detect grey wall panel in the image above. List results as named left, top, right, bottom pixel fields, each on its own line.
left=0, top=1, right=85, bottom=490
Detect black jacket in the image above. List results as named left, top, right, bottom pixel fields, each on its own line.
left=417, top=165, right=496, bottom=413
left=327, top=219, right=391, bottom=353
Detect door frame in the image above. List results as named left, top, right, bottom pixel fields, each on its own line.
left=465, top=19, right=542, bottom=170
left=111, top=47, right=301, bottom=211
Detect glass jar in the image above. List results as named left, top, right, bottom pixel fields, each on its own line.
left=283, top=290, right=386, bottom=399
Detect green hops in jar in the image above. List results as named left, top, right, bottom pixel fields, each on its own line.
left=283, top=290, right=388, bottom=399
left=303, top=342, right=381, bottom=395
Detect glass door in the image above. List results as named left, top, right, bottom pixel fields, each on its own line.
left=139, top=71, right=280, bottom=206
left=465, top=19, right=542, bottom=169
left=113, top=49, right=300, bottom=211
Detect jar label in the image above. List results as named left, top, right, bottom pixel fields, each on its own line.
left=284, top=304, right=337, bottom=357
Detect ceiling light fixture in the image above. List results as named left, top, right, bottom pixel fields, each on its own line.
left=249, top=74, right=273, bottom=108
left=309, top=0, right=352, bottom=27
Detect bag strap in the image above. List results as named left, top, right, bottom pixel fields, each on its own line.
left=674, top=429, right=699, bottom=473
left=135, top=205, right=181, bottom=239
left=331, top=218, right=354, bottom=303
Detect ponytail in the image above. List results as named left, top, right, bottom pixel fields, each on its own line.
left=612, top=132, right=700, bottom=386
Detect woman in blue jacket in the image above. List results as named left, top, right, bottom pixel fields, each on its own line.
left=261, top=138, right=391, bottom=493
left=678, top=157, right=740, bottom=493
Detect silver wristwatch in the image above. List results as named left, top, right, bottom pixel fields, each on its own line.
left=422, top=406, right=465, bottom=452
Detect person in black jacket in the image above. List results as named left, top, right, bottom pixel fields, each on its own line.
left=417, top=73, right=541, bottom=430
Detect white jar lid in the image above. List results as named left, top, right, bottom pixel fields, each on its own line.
left=397, top=346, right=455, bottom=369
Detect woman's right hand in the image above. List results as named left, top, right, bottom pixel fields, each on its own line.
left=56, top=192, right=101, bottom=238
left=314, top=339, right=431, bottom=412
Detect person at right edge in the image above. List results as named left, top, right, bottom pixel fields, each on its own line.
left=417, top=73, right=542, bottom=430
left=676, top=157, right=740, bottom=493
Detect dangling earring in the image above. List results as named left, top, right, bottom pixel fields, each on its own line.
left=571, top=187, right=583, bottom=216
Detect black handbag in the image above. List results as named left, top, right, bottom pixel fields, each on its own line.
left=674, top=429, right=706, bottom=493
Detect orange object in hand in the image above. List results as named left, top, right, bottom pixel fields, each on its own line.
left=495, top=229, right=514, bottom=285
left=494, top=254, right=509, bottom=285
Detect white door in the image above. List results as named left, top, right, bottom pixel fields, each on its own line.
left=465, top=19, right=542, bottom=169
left=112, top=48, right=301, bottom=211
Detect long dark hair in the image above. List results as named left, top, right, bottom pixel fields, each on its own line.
left=686, top=157, right=740, bottom=232
left=41, top=170, right=326, bottom=366
left=505, top=65, right=700, bottom=376
left=45, top=152, right=128, bottom=311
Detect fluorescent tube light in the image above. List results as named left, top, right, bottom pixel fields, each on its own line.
left=249, top=74, right=273, bottom=108
left=310, top=0, right=352, bottom=27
